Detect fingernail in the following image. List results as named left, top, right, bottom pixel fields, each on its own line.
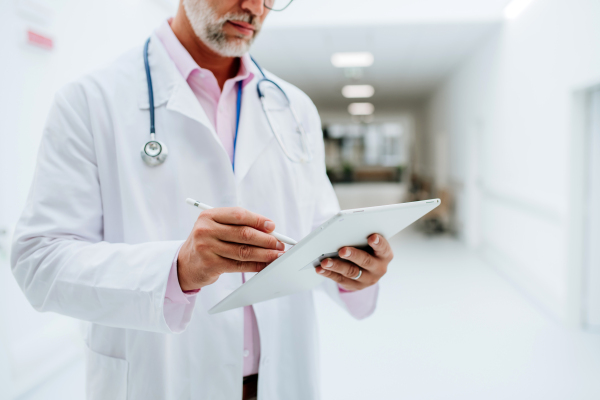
left=373, top=235, right=380, bottom=245
left=318, top=268, right=326, bottom=274
left=277, top=252, right=284, bottom=258
left=264, top=221, right=275, bottom=231
left=323, top=259, right=333, bottom=268
left=276, top=241, right=285, bottom=251
left=341, top=248, right=350, bottom=258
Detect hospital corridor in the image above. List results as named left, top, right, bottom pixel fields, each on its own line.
left=2, top=0, right=600, bottom=399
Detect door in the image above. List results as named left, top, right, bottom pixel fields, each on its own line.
left=584, top=87, right=600, bottom=329
left=464, top=120, right=484, bottom=248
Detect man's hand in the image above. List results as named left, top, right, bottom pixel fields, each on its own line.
left=315, top=234, right=393, bottom=291
left=177, top=207, right=285, bottom=291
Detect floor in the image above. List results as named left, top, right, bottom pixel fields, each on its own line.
left=18, top=232, right=600, bottom=400
left=16, top=360, right=84, bottom=400
left=315, top=231, right=600, bottom=400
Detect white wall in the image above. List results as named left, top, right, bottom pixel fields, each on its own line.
left=0, top=1, right=172, bottom=397
left=424, top=0, right=600, bottom=325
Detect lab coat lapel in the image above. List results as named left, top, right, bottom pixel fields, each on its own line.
left=234, top=73, right=274, bottom=184
left=166, top=74, right=219, bottom=143
left=138, top=33, right=226, bottom=157
left=137, top=33, right=173, bottom=110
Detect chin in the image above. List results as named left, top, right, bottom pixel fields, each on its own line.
left=214, top=37, right=253, bottom=57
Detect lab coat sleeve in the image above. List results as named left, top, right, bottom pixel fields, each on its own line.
left=305, top=100, right=379, bottom=319
left=164, top=248, right=198, bottom=333
left=10, top=84, right=191, bottom=334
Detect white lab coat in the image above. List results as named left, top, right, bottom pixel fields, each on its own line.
left=10, top=34, right=367, bottom=399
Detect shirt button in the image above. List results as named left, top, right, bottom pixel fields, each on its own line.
left=244, top=350, right=250, bottom=357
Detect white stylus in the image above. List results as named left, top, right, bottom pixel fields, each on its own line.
left=185, top=198, right=298, bottom=246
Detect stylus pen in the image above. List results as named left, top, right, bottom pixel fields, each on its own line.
left=185, top=198, right=298, bottom=245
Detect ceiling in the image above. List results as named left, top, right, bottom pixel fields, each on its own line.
left=251, top=22, right=502, bottom=112
left=263, top=0, right=513, bottom=27
left=154, top=0, right=513, bottom=25
left=152, top=0, right=512, bottom=115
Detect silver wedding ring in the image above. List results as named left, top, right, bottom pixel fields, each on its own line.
left=351, top=269, right=362, bottom=280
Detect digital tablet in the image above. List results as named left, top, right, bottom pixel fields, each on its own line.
left=208, top=199, right=440, bottom=314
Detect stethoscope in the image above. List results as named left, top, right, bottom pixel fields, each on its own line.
left=141, top=37, right=312, bottom=168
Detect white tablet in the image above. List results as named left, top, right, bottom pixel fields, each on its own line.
left=209, top=199, right=440, bottom=314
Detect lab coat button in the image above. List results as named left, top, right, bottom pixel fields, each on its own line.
left=244, top=349, right=249, bottom=357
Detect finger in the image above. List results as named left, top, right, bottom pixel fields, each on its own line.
left=214, top=223, right=284, bottom=251
left=217, top=257, right=269, bottom=274
left=204, top=207, right=276, bottom=233
left=320, top=257, right=361, bottom=280
left=338, top=246, right=378, bottom=271
left=315, top=267, right=362, bottom=291
left=214, top=242, right=284, bottom=263
left=367, top=234, right=393, bottom=261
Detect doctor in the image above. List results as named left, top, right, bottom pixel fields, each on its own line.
left=11, top=0, right=393, bottom=399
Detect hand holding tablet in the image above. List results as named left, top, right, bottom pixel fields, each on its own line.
left=317, top=233, right=393, bottom=292
left=209, top=199, right=440, bottom=314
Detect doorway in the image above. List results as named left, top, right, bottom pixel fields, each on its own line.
left=584, top=87, right=600, bottom=330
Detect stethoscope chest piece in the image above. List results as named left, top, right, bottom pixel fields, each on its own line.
left=141, top=134, right=168, bottom=166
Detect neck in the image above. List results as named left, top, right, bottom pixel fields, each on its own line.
left=170, top=6, right=240, bottom=90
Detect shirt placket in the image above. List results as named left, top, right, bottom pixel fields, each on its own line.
left=217, top=78, right=244, bottom=165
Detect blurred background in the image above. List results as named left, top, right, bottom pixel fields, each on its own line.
left=1, top=0, right=600, bottom=398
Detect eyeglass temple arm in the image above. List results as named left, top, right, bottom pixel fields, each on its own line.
left=264, top=0, right=294, bottom=11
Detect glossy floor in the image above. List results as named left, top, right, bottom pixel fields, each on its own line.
left=316, top=231, right=600, bottom=400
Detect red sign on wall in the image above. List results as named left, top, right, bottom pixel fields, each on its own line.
left=27, top=29, right=53, bottom=50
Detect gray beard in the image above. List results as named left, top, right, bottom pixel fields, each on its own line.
left=182, top=0, right=260, bottom=58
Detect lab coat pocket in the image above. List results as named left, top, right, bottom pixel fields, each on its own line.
left=85, top=346, right=129, bottom=400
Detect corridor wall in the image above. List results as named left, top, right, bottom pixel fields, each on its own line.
left=424, top=0, right=600, bottom=325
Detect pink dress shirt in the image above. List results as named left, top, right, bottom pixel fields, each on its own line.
left=156, top=20, right=379, bottom=377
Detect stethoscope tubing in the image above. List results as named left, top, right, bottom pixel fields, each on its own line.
left=232, top=80, right=243, bottom=172
left=143, top=38, right=155, bottom=135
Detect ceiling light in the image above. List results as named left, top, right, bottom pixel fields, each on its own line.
left=331, top=52, right=374, bottom=68
left=342, top=85, right=375, bottom=99
left=504, top=0, right=536, bottom=19
left=348, top=103, right=374, bottom=116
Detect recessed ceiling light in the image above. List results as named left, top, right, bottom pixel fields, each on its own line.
left=504, top=0, right=535, bottom=19
left=342, top=85, right=375, bottom=99
left=348, top=102, right=374, bottom=116
left=331, top=52, right=374, bottom=68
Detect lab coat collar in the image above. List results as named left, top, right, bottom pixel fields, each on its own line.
left=137, top=33, right=222, bottom=154
left=137, top=32, right=177, bottom=111
left=138, top=34, right=275, bottom=184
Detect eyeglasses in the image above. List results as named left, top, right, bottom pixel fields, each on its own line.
left=264, top=0, right=294, bottom=11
